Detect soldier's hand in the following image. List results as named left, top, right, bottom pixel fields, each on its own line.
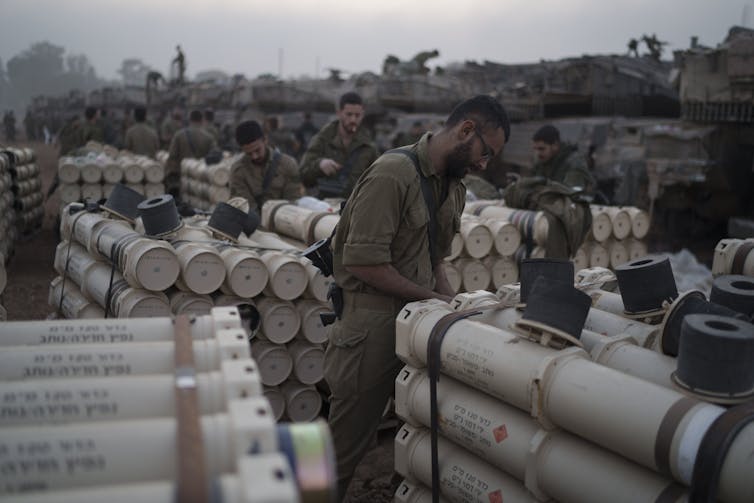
left=319, top=158, right=342, bottom=176
left=505, top=172, right=521, bottom=185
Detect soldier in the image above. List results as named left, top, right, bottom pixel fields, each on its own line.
left=531, top=124, right=595, bottom=195
left=294, top=112, right=318, bottom=158
left=203, top=109, right=220, bottom=142
left=264, top=116, right=299, bottom=158
left=391, top=120, right=425, bottom=148
left=56, top=114, right=84, bottom=156
left=124, top=106, right=160, bottom=158
left=324, top=95, right=510, bottom=500
left=80, top=106, right=104, bottom=144
left=173, top=45, right=186, bottom=84
left=164, top=109, right=217, bottom=200
left=229, top=120, right=302, bottom=213
left=160, top=107, right=183, bottom=148
left=299, top=92, right=378, bottom=198
left=3, top=111, right=16, bottom=142
left=464, top=173, right=501, bottom=200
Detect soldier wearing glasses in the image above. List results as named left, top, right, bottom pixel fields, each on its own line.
left=324, top=95, right=510, bottom=500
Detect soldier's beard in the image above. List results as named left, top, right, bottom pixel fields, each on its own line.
left=445, top=139, right=474, bottom=179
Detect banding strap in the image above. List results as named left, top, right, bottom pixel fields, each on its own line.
left=57, top=205, right=100, bottom=316
left=427, top=310, right=482, bottom=503
left=690, top=399, right=754, bottom=502
left=173, top=314, right=209, bottom=503
left=654, top=396, right=698, bottom=477
left=731, top=242, right=754, bottom=275
left=425, top=301, right=515, bottom=503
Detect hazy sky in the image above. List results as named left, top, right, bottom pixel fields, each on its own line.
left=1, top=0, right=751, bottom=81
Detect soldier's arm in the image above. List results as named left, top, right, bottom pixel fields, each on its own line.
left=299, top=132, right=328, bottom=187
left=165, top=135, right=181, bottom=178
left=229, top=165, right=259, bottom=212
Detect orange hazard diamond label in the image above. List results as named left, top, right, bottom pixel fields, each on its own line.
left=493, top=424, right=508, bottom=443
left=488, top=489, right=503, bottom=503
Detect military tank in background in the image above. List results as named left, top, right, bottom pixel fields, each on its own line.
left=24, top=27, right=754, bottom=248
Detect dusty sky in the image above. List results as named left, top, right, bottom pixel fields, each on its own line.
left=1, top=0, right=751, bottom=81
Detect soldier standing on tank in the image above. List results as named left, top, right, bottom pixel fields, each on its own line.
left=323, top=95, right=510, bottom=500
left=299, top=92, right=378, bottom=199
left=173, top=45, right=186, bottom=84
left=164, top=109, right=217, bottom=200
left=124, top=106, right=160, bottom=158
left=229, top=120, right=302, bottom=212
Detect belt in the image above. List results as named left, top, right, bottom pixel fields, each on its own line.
left=344, top=290, right=405, bottom=312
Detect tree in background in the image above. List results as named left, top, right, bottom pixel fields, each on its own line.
left=4, top=41, right=107, bottom=111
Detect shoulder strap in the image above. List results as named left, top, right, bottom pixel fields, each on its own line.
left=252, top=149, right=282, bottom=203
left=386, top=148, right=439, bottom=264
left=262, top=149, right=282, bottom=193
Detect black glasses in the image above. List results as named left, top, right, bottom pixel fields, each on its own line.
left=473, top=129, right=494, bottom=160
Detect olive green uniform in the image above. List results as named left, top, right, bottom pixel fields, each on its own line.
left=299, top=120, right=378, bottom=198
left=124, top=123, right=160, bottom=158
left=57, top=120, right=84, bottom=156
left=533, top=143, right=595, bottom=194
left=160, top=116, right=182, bottom=147
left=204, top=123, right=220, bottom=143
left=229, top=148, right=302, bottom=212
left=165, top=126, right=217, bottom=196
left=81, top=120, right=104, bottom=144
left=324, top=133, right=464, bottom=499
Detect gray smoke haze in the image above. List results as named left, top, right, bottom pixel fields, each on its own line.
left=1, top=0, right=749, bottom=81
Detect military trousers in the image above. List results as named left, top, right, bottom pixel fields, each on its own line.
left=323, top=291, right=405, bottom=501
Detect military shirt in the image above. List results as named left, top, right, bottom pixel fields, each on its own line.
left=299, top=120, right=378, bottom=198
left=332, top=133, right=465, bottom=295
left=160, top=116, right=182, bottom=146
left=58, top=120, right=84, bottom=156
left=533, top=143, right=595, bottom=194
left=204, top=123, right=220, bottom=142
left=229, top=148, right=302, bottom=212
left=165, top=126, right=217, bottom=178
left=81, top=121, right=104, bottom=144
left=124, top=123, right=160, bottom=158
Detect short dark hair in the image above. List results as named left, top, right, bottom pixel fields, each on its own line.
left=532, top=124, right=560, bottom=144
left=134, top=107, right=147, bottom=122
left=235, top=120, right=264, bottom=146
left=339, top=91, right=363, bottom=110
left=204, top=109, right=214, bottom=121
left=84, top=106, right=97, bottom=120
left=445, top=95, right=511, bottom=144
left=189, top=110, right=203, bottom=123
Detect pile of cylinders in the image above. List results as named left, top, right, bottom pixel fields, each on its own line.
left=53, top=203, right=332, bottom=423
left=1, top=146, right=44, bottom=239
left=392, top=260, right=754, bottom=502
left=713, top=238, right=754, bottom=277
left=574, top=205, right=651, bottom=271
left=179, top=155, right=239, bottom=211
left=0, top=149, right=19, bottom=261
left=0, top=307, right=337, bottom=502
left=57, top=143, right=165, bottom=211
